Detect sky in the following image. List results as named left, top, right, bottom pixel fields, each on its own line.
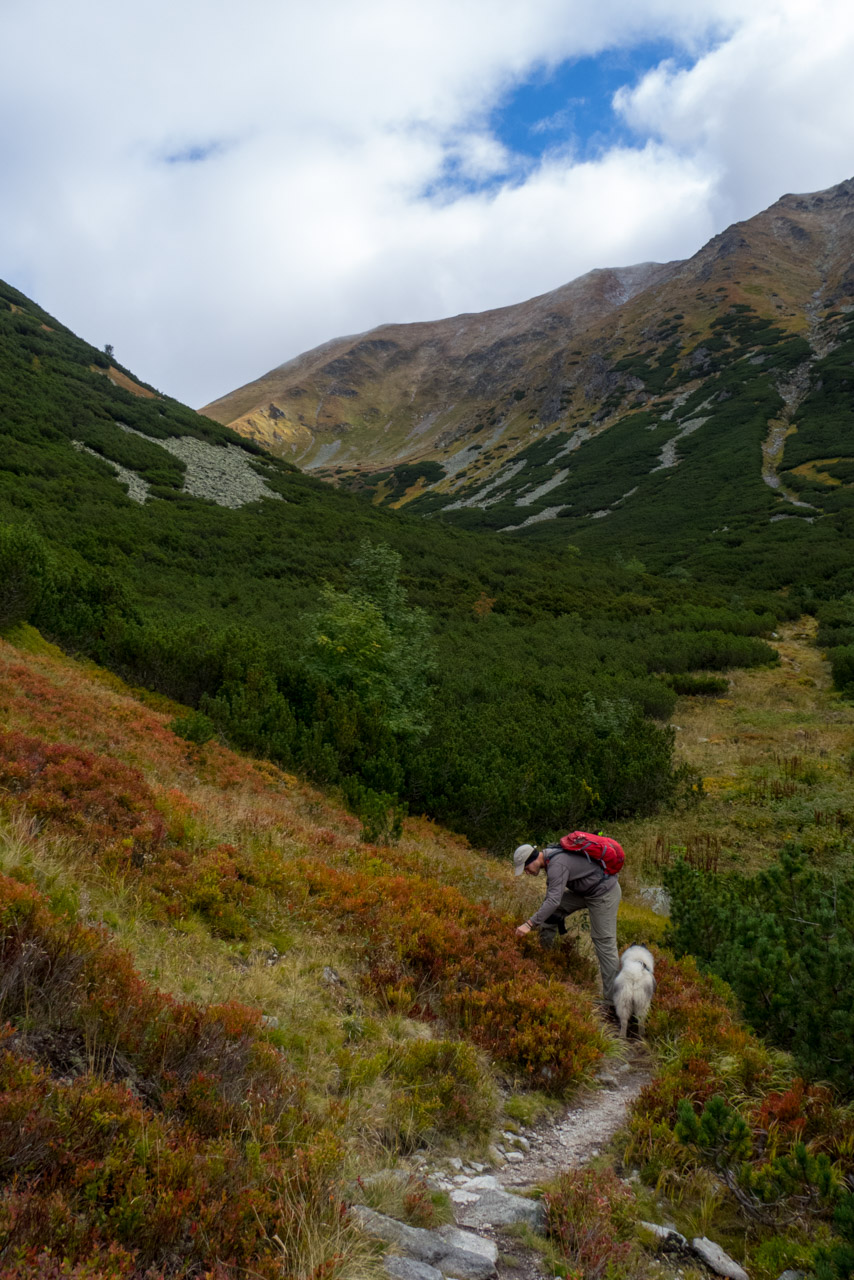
left=2, top=0, right=854, bottom=409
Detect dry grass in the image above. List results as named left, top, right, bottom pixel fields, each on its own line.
left=610, top=617, right=854, bottom=884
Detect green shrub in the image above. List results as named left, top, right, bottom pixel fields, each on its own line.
left=669, top=674, right=729, bottom=696
left=664, top=848, right=854, bottom=1093
left=0, top=524, right=49, bottom=629
left=814, top=1193, right=854, bottom=1279
left=676, top=1094, right=841, bottom=1225
left=829, top=645, right=854, bottom=695
left=383, top=1039, right=497, bottom=1149
left=341, top=776, right=406, bottom=845
left=169, top=709, right=217, bottom=745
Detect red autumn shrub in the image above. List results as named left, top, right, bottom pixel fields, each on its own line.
left=0, top=730, right=166, bottom=859
left=0, top=653, right=186, bottom=776
left=0, top=878, right=350, bottom=1278
left=0, top=875, right=303, bottom=1140
left=144, top=842, right=257, bottom=939
left=545, top=1167, right=641, bottom=1280
left=751, top=1079, right=840, bottom=1149
left=0, top=731, right=265, bottom=937
left=287, top=859, right=605, bottom=1092
left=629, top=953, right=776, bottom=1135
left=0, top=1046, right=341, bottom=1279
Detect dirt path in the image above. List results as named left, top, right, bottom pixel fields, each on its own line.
left=499, top=1046, right=651, bottom=1189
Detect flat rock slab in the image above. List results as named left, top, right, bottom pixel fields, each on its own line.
left=384, top=1259, right=443, bottom=1280
left=436, top=1227, right=497, bottom=1263
left=452, top=1186, right=546, bottom=1232
left=692, top=1236, right=750, bottom=1280
left=351, top=1206, right=497, bottom=1280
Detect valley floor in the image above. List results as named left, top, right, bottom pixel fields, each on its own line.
left=610, top=615, right=854, bottom=885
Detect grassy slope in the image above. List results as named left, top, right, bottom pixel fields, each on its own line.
left=609, top=615, right=854, bottom=885
left=1, top=622, right=853, bottom=1279
left=0, top=624, right=606, bottom=1276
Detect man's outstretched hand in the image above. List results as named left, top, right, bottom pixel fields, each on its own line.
left=515, top=922, right=532, bottom=937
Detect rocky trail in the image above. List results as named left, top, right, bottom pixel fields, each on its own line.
left=496, top=1048, right=651, bottom=1192
left=354, top=1038, right=660, bottom=1280
left=355, top=1033, right=756, bottom=1279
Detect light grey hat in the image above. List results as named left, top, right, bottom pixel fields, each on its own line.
left=513, top=843, right=536, bottom=876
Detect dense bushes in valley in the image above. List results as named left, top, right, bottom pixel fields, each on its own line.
left=1, top=280, right=820, bottom=847
left=2, top=517, right=777, bottom=848
left=663, top=847, right=854, bottom=1093
left=817, top=596, right=854, bottom=697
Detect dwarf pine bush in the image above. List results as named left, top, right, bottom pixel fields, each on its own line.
left=0, top=524, right=49, bottom=630
left=664, top=846, right=854, bottom=1093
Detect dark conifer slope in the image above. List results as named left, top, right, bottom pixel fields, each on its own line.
left=0, top=275, right=805, bottom=850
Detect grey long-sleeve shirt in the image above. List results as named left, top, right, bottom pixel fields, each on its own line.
left=527, top=846, right=615, bottom=928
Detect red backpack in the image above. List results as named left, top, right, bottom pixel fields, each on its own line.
left=556, top=830, right=625, bottom=876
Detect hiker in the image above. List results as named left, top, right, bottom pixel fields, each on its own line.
left=513, top=839, right=621, bottom=1008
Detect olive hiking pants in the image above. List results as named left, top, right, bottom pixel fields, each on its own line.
left=538, top=879, right=621, bottom=1004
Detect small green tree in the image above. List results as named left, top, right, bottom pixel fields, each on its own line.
left=304, top=541, right=435, bottom=739
left=814, top=1193, right=854, bottom=1279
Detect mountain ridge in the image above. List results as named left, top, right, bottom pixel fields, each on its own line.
left=201, top=178, right=854, bottom=535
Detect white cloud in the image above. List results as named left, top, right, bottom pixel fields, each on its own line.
left=0, top=0, right=852, bottom=407
left=614, top=0, right=854, bottom=227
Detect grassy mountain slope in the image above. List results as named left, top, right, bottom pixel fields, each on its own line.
left=201, top=260, right=681, bottom=467
left=0, top=624, right=852, bottom=1280
left=204, top=178, right=854, bottom=592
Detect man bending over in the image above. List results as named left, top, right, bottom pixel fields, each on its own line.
left=513, top=841, right=621, bottom=1010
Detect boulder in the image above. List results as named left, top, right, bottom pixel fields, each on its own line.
left=384, top=1259, right=443, bottom=1280
left=691, top=1236, right=750, bottom=1280
left=439, top=1251, right=498, bottom=1280
left=350, top=1206, right=497, bottom=1280
left=639, top=1221, right=688, bottom=1250
left=350, top=1206, right=446, bottom=1265
left=436, top=1226, right=498, bottom=1263
left=453, top=1187, right=546, bottom=1231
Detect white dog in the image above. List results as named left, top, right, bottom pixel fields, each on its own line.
left=612, top=945, right=656, bottom=1038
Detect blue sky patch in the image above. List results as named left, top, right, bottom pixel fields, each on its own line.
left=163, top=140, right=225, bottom=166
left=491, top=40, right=692, bottom=162
left=421, top=40, right=696, bottom=201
